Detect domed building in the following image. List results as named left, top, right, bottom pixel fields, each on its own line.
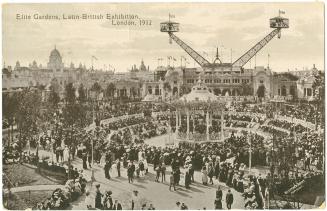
left=171, top=75, right=227, bottom=143
left=47, top=46, right=64, bottom=71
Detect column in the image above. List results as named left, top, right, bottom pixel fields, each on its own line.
left=210, top=111, right=213, bottom=126
left=221, top=110, right=224, bottom=140
left=179, top=112, right=182, bottom=127
left=175, top=110, right=178, bottom=135
left=206, top=111, right=209, bottom=141
left=186, top=109, right=190, bottom=139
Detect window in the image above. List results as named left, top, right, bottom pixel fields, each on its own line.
left=307, top=88, right=312, bottom=96
left=223, top=79, right=230, bottom=83
left=174, top=81, right=177, bottom=84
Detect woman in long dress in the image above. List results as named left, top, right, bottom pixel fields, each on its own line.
left=63, top=146, right=69, bottom=162
left=201, top=166, right=208, bottom=185
left=100, top=152, right=106, bottom=168
left=111, top=161, right=117, bottom=177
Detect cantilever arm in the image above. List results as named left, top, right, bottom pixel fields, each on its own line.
left=232, top=28, right=280, bottom=67
left=169, top=32, right=211, bottom=67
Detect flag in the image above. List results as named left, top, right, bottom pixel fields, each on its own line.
left=92, top=56, right=98, bottom=60
left=169, top=13, right=175, bottom=18
left=279, top=10, right=285, bottom=15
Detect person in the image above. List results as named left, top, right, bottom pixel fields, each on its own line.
left=88, top=152, right=92, bottom=168
left=225, top=189, right=234, bottom=210
left=169, top=171, right=176, bottom=191
left=201, top=166, right=208, bottom=185
left=95, top=184, right=103, bottom=209
left=185, top=170, right=191, bottom=189
left=85, top=191, right=93, bottom=210
left=264, top=187, right=270, bottom=209
left=82, top=152, right=88, bottom=169
left=103, top=191, right=113, bottom=210
left=104, top=160, right=111, bottom=179
left=100, top=152, right=106, bottom=168
left=148, top=204, right=155, bottom=210
left=214, top=197, right=222, bottom=209
left=175, top=202, right=181, bottom=210
left=132, top=190, right=140, bottom=210
left=189, top=164, right=194, bottom=182
left=127, top=162, right=134, bottom=183
left=181, top=202, right=188, bottom=210
left=113, top=200, right=122, bottom=210
left=139, top=159, right=144, bottom=177
left=216, top=186, right=223, bottom=198
left=63, top=146, right=69, bottom=162
left=155, top=165, right=161, bottom=182
left=116, top=158, right=121, bottom=177
left=161, top=162, right=166, bottom=182
left=208, top=163, right=214, bottom=185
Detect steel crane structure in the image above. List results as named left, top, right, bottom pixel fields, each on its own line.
left=160, top=12, right=289, bottom=72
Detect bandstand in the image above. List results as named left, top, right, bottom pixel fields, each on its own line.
left=171, top=77, right=227, bottom=143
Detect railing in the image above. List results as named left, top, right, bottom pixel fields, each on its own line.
left=100, top=113, right=144, bottom=125
left=275, top=115, right=316, bottom=131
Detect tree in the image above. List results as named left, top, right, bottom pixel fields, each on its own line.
left=163, top=82, right=171, bottom=92
left=48, top=85, right=60, bottom=108
left=65, top=83, right=76, bottom=104
left=257, top=85, right=265, bottom=98
left=91, top=82, right=102, bottom=93
left=77, top=84, right=86, bottom=103
left=105, top=83, right=115, bottom=99
left=241, top=82, right=253, bottom=96
left=180, top=84, right=188, bottom=96
left=130, top=87, right=137, bottom=99
left=16, top=90, right=42, bottom=149
left=3, top=92, right=20, bottom=145
left=312, top=70, right=324, bottom=101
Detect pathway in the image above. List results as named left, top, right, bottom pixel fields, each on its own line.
left=3, top=184, right=64, bottom=194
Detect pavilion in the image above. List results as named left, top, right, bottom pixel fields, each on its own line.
left=171, top=76, right=227, bottom=143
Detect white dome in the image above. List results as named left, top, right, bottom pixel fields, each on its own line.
left=180, top=78, right=217, bottom=102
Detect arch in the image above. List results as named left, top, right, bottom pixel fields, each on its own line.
left=155, top=85, right=160, bottom=95
left=281, top=85, right=287, bottom=96
left=289, top=85, right=296, bottom=97
left=257, top=85, right=266, bottom=98
left=148, top=86, right=152, bottom=94
left=222, top=89, right=230, bottom=96
left=120, top=87, right=127, bottom=97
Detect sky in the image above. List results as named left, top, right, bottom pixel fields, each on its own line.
left=2, top=2, right=324, bottom=72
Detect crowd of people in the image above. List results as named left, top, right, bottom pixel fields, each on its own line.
left=3, top=99, right=325, bottom=210
left=36, top=169, right=87, bottom=210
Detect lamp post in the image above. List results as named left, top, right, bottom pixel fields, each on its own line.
left=248, top=132, right=252, bottom=174
left=90, top=97, right=96, bottom=184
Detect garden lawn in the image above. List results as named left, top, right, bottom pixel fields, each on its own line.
left=3, top=163, right=58, bottom=188
left=4, top=190, right=53, bottom=210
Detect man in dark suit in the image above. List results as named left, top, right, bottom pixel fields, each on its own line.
left=104, top=160, right=111, bottom=179
left=113, top=200, right=122, bottom=210
left=117, top=158, right=121, bottom=177
left=225, top=189, right=234, bottom=210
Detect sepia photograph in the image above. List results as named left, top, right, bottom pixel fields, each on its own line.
left=2, top=2, right=325, bottom=210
